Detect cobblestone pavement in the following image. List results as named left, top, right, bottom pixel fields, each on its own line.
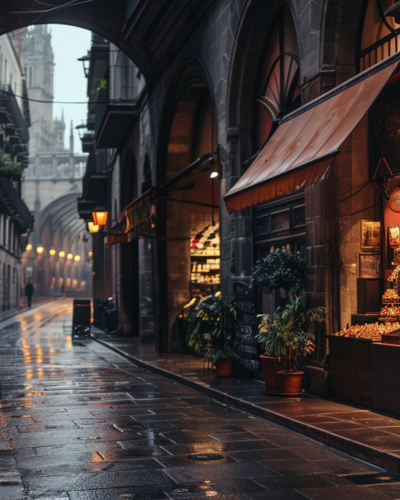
left=0, top=300, right=399, bottom=499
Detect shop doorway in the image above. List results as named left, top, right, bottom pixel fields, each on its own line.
left=164, top=84, right=219, bottom=351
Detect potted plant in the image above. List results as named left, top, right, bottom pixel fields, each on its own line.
left=257, top=296, right=325, bottom=394
left=251, top=247, right=307, bottom=297
left=186, top=293, right=239, bottom=376
left=256, top=309, right=289, bottom=393
left=0, top=153, right=23, bottom=178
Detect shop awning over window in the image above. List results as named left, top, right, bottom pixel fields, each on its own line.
left=125, top=190, right=155, bottom=241
left=114, top=154, right=216, bottom=242
left=224, top=54, right=400, bottom=214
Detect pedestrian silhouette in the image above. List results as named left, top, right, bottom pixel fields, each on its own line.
left=25, top=278, right=34, bottom=308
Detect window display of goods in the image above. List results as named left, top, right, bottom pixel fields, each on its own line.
left=388, top=265, right=400, bottom=281
left=380, top=306, right=400, bottom=316
left=332, top=322, right=400, bottom=340
left=382, top=288, right=400, bottom=303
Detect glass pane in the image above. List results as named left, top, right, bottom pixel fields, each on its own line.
left=293, top=205, right=305, bottom=227
left=255, top=215, right=269, bottom=236
left=271, top=210, right=289, bottom=232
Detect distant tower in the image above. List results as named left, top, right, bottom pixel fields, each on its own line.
left=21, top=25, right=66, bottom=155
left=70, top=120, right=74, bottom=153
left=20, top=25, right=89, bottom=297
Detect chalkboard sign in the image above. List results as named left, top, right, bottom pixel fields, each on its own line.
left=232, top=282, right=259, bottom=372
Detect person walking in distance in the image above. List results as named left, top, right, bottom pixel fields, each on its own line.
left=25, top=278, right=34, bottom=308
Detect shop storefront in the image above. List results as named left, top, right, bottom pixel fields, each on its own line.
left=225, top=51, right=400, bottom=407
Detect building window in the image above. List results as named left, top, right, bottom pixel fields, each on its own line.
left=254, top=194, right=305, bottom=247
left=360, top=0, right=400, bottom=70
left=4, top=217, right=8, bottom=249
left=254, top=6, right=300, bottom=148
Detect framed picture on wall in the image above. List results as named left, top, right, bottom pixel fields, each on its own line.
left=361, top=220, right=381, bottom=251
left=359, top=253, right=381, bottom=279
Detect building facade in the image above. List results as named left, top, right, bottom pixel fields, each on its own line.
left=20, top=25, right=91, bottom=297
left=0, top=31, right=33, bottom=317
left=4, top=0, right=400, bottom=397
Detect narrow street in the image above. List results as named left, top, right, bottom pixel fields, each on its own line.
left=0, top=299, right=397, bottom=500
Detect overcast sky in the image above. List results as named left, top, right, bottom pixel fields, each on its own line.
left=48, top=24, right=91, bottom=153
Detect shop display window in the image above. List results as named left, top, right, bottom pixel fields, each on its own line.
left=189, top=211, right=220, bottom=298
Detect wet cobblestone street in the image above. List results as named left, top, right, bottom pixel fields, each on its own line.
left=0, top=299, right=399, bottom=499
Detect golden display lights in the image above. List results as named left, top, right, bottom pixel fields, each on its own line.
left=67, top=253, right=73, bottom=260
left=26, top=244, right=32, bottom=251
left=36, top=246, right=44, bottom=254
left=59, top=251, right=65, bottom=258
left=74, top=255, right=81, bottom=262
left=49, top=249, right=56, bottom=256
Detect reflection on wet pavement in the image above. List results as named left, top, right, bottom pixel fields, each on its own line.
left=0, top=299, right=396, bottom=499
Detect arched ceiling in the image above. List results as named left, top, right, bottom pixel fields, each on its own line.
left=40, top=193, right=85, bottom=251
left=0, top=0, right=156, bottom=82
left=0, top=0, right=216, bottom=87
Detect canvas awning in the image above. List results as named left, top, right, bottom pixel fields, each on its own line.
left=224, top=53, right=400, bottom=214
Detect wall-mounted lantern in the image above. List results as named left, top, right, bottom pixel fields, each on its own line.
left=88, top=221, right=99, bottom=233
left=92, top=210, right=108, bottom=227
left=77, top=54, right=90, bottom=78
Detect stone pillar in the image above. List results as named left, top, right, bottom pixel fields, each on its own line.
left=220, top=135, right=253, bottom=300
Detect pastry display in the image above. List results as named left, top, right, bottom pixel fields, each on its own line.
left=333, top=322, right=400, bottom=340
left=382, top=288, right=400, bottom=303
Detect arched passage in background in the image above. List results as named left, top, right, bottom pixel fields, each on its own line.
left=23, top=193, right=91, bottom=296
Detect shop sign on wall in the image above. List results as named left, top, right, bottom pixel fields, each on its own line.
left=125, top=196, right=155, bottom=241
left=361, top=220, right=381, bottom=251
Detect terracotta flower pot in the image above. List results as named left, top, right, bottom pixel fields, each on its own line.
left=260, top=355, right=287, bottom=393
left=215, top=358, right=233, bottom=377
left=277, top=370, right=304, bottom=395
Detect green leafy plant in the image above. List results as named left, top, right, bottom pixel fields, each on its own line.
left=256, top=296, right=326, bottom=370
left=186, top=293, right=239, bottom=366
left=92, top=78, right=107, bottom=92
left=251, top=247, right=307, bottom=294
left=0, top=153, right=22, bottom=176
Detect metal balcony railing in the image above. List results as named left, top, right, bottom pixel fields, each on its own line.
left=360, top=29, right=400, bottom=71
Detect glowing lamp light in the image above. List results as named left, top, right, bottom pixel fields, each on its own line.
left=88, top=251, right=93, bottom=258
left=26, top=244, right=32, bottom=251
left=49, top=249, right=56, bottom=256
left=92, top=210, right=108, bottom=226
left=36, top=246, right=44, bottom=254
left=88, top=221, right=99, bottom=233
left=210, top=171, right=219, bottom=178
left=67, top=253, right=73, bottom=260
left=74, top=255, right=81, bottom=261
left=59, top=251, right=65, bottom=258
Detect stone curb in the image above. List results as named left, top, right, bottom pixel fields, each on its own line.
left=93, top=337, right=400, bottom=474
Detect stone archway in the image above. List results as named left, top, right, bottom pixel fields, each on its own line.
left=0, top=1, right=162, bottom=85
left=155, top=65, right=218, bottom=352
left=23, top=193, right=89, bottom=296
